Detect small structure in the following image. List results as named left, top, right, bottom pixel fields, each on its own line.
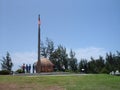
left=35, top=58, right=54, bottom=72
left=110, top=70, right=120, bottom=76
left=115, top=70, right=120, bottom=76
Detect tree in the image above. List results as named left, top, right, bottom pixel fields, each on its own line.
left=105, top=52, right=115, bottom=72
left=0, top=52, right=13, bottom=72
left=97, top=56, right=105, bottom=73
left=50, top=45, right=68, bottom=71
left=116, top=51, right=120, bottom=71
left=105, top=51, right=120, bottom=72
left=87, top=56, right=105, bottom=73
left=41, top=41, right=47, bottom=58
left=41, top=38, right=54, bottom=59
left=79, top=59, right=88, bottom=73
left=92, top=56, right=105, bottom=73
left=69, top=50, right=78, bottom=72
left=59, top=46, right=68, bottom=70
left=87, top=57, right=96, bottom=73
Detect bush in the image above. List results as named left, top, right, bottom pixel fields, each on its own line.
left=0, top=70, right=10, bottom=75
left=16, top=69, right=24, bottom=73
left=100, top=67, right=109, bottom=74
left=65, top=69, right=71, bottom=72
left=65, top=69, right=76, bottom=73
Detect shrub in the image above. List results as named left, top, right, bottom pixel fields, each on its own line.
left=16, top=69, right=24, bottom=73
left=0, top=70, right=10, bottom=75
left=100, top=67, right=109, bottom=74
left=65, top=69, right=71, bottom=72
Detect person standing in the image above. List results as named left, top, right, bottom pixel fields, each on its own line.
left=33, top=63, right=36, bottom=73
left=26, top=64, right=29, bottom=73
left=22, top=64, right=25, bottom=73
left=33, top=64, right=35, bottom=73
left=28, top=64, right=31, bottom=73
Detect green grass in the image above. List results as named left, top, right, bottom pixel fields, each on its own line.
left=0, top=74, right=120, bottom=90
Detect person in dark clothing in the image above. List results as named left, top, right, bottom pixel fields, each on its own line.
left=22, top=64, right=25, bottom=73
left=26, top=64, right=29, bottom=73
left=33, top=63, right=36, bottom=73
left=28, top=64, right=31, bottom=73
left=33, top=64, right=35, bottom=73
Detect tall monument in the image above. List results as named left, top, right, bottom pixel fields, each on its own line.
left=36, top=15, right=41, bottom=73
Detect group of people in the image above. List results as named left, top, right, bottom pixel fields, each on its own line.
left=22, top=63, right=36, bottom=73
left=22, top=64, right=31, bottom=73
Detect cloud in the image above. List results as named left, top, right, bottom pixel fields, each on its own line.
left=74, top=47, right=107, bottom=61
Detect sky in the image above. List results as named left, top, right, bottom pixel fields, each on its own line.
left=0, top=0, right=120, bottom=71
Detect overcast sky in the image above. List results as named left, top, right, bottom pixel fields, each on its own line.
left=0, top=0, right=120, bottom=70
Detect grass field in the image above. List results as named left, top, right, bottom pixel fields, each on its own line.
left=0, top=74, right=120, bottom=90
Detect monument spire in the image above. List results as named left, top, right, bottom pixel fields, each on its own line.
left=38, top=14, right=40, bottom=62
left=36, top=14, right=41, bottom=73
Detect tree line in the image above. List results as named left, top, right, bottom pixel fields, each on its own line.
left=79, top=51, right=120, bottom=74
left=0, top=38, right=120, bottom=74
left=40, top=38, right=120, bottom=73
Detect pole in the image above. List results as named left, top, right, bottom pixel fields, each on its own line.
left=37, top=14, right=41, bottom=73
